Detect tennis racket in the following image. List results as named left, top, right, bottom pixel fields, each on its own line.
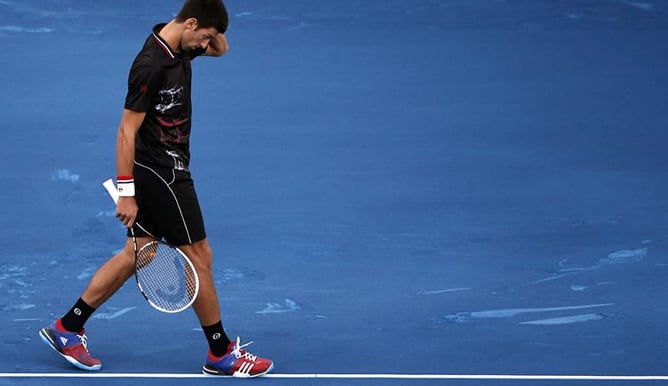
left=102, top=178, right=200, bottom=313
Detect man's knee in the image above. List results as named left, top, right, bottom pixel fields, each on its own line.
left=182, top=239, right=213, bottom=271
left=193, top=239, right=212, bottom=259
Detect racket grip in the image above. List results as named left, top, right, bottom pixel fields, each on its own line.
left=103, top=178, right=119, bottom=204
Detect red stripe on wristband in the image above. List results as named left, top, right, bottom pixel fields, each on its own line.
left=117, top=175, right=134, bottom=183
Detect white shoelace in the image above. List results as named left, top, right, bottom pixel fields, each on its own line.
left=77, top=333, right=89, bottom=350
left=231, top=337, right=258, bottom=362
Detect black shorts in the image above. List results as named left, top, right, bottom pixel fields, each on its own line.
left=130, top=162, right=206, bottom=246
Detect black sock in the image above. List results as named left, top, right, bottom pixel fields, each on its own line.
left=60, top=298, right=96, bottom=333
left=202, top=320, right=231, bottom=357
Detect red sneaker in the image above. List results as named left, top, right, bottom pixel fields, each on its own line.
left=203, top=337, right=274, bottom=377
left=39, top=319, right=102, bottom=371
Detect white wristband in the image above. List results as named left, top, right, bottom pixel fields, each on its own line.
left=117, top=177, right=135, bottom=197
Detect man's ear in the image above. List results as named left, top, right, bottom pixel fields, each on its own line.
left=184, top=17, right=199, bottom=30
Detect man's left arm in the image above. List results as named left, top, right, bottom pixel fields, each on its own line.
left=205, top=34, right=228, bottom=57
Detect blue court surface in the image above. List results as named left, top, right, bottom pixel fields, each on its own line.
left=1, top=1, right=668, bottom=385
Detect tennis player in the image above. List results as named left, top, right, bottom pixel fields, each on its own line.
left=39, top=0, right=274, bottom=377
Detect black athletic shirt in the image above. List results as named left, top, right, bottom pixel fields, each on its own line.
left=125, top=24, right=206, bottom=170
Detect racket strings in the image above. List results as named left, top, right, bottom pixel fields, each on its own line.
left=136, top=242, right=198, bottom=312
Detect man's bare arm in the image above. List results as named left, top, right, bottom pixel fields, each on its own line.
left=115, top=108, right=146, bottom=227
left=204, top=33, right=228, bottom=57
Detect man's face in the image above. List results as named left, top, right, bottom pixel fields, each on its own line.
left=182, top=22, right=218, bottom=53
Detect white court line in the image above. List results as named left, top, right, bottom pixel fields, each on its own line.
left=0, top=373, right=667, bottom=380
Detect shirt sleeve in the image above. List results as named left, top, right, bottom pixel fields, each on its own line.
left=124, top=64, right=160, bottom=113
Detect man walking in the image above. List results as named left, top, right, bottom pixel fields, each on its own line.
left=39, top=0, right=274, bottom=378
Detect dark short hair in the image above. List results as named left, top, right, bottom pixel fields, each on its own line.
left=176, top=0, right=228, bottom=34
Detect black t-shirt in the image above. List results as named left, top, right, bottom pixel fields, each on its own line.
left=125, top=24, right=205, bottom=170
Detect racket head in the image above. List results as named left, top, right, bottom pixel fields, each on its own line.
left=134, top=240, right=200, bottom=313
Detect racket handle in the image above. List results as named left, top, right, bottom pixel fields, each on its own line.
left=103, top=178, right=119, bottom=204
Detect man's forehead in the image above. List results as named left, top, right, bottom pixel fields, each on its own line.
left=198, top=26, right=219, bottom=36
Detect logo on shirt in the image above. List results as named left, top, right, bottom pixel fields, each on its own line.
left=155, top=86, right=184, bottom=113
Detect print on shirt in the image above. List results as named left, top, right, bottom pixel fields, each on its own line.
left=166, top=150, right=188, bottom=171
left=159, top=124, right=190, bottom=145
left=155, top=86, right=184, bottom=113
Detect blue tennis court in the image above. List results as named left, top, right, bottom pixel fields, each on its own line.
left=1, top=1, right=667, bottom=385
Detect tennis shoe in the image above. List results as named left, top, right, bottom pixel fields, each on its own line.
left=203, top=336, right=274, bottom=377
left=39, top=319, right=102, bottom=371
